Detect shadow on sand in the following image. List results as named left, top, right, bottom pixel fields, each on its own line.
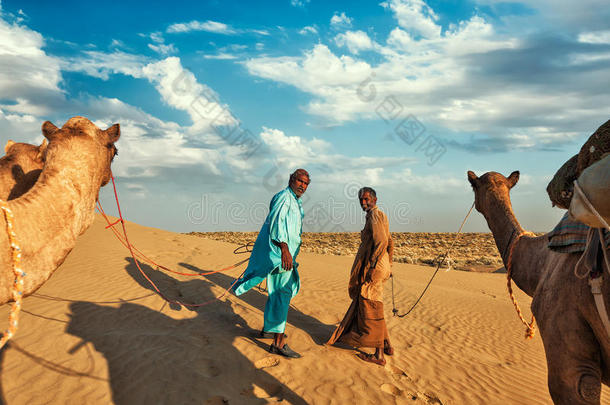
left=64, top=258, right=308, bottom=404
left=179, top=261, right=336, bottom=346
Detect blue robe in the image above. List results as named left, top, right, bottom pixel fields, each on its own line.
left=233, top=187, right=304, bottom=333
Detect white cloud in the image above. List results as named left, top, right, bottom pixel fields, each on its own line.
left=244, top=44, right=373, bottom=123
left=259, top=126, right=413, bottom=172
left=148, top=43, right=177, bottom=55
left=167, top=20, right=237, bottom=35
left=442, top=16, right=516, bottom=55
left=381, top=0, right=440, bottom=39
left=165, top=20, right=268, bottom=36
left=0, top=11, right=63, bottom=110
left=0, top=10, right=256, bottom=180
left=250, top=29, right=270, bottom=36
left=202, top=52, right=239, bottom=60
left=92, top=111, right=223, bottom=178
left=61, top=50, right=148, bottom=80
left=391, top=168, right=464, bottom=194
left=149, top=31, right=164, bottom=43
left=299, top=25, right=318, bottom=35
left=291, top=0, right=310, bottom=7
left=123, top=183, right=148, bottom=199
left=245, top=13, right=518, bottom=125
left=244, top=1, right=607, bottom=151
left=330, top=12, right=353, bottom=29
left=110, top=39, right=127, bottom=49
left=578, top=30, right=610, bottom=44
left=145, top=31, right=177, bottom=55
left=141, top=57, right=236, bottom=133
left=335, top=30, right=376, bottom=54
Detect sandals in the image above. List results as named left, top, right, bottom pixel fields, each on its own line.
left=269, top=343, right=302, bottom=358
left=357, top=352, right=386, bottom=366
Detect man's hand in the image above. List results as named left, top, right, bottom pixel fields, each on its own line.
left=280, top=244, right=293, bottom=271
left=273, top=240, right=293, bottom=271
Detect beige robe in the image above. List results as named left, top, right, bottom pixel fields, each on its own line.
left=348, top=206, right=394, bottom=302
left=327, top=206, right=394, bottom=348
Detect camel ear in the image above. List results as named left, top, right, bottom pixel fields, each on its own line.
left=42, top=121, right=59, bottom=141
left=105, top=123, right=120, bottom=143
left=4, top=140, right=15, bottom=153
left=467, top=171, right=478, bottom=188
left=36, top=139, right=48, bottom=161
left=507, top=171, right=520, bottom=188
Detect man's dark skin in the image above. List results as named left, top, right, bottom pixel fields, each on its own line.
left=269, top=170, right=310, bottom=349
left=358, top=190, right=393, bottom=364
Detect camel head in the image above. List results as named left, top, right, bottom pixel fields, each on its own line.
left=4, top=139, right=48, bottom=164
left=41, top=116, right=119, bottom=187
left=467, top=170, right=520, bottom=214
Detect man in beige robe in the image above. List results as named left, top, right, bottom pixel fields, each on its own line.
left=327, top=187, right=394, bottom=365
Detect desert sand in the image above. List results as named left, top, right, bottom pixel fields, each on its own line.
left=0, top=216, right=608, bottom=404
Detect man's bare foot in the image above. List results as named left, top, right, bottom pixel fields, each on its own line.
left=357, top=352, right=386, bottom=366
left=273, top=332, right=286, bottom=348
left=384, top=340, right=394, bottom=356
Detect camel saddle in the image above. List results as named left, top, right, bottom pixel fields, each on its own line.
left=548, top=213, right=610, bottom=254
left=547, top=119, right=610, bottom=209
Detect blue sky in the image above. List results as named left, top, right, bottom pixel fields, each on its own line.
left=1, top=0, right=609, bottom=233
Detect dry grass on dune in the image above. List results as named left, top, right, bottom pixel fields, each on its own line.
left=186, top=232, right=539, bottom=272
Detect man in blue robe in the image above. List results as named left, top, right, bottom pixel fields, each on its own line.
left=233, top=168, right=309, bottom=358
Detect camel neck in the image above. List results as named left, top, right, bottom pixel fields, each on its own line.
left=484, top=194, right=524, bottom=263
left=482, top=193, right=540, bottom=295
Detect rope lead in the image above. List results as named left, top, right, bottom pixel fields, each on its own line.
left=393, top=202, right=475, bottom=318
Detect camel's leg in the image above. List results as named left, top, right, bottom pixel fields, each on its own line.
left=535, top=304, right=602, bottom=404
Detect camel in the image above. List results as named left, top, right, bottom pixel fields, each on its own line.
left=0, top=117, right=119, bottom=305
left=467, top=170, right=609, bottom=405
left=0, top=139, right=47, bottom=200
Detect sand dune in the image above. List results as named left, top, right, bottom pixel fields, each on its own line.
left=0, top=216, right=608, bottom=404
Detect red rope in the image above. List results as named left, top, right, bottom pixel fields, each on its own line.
left=97, top=202, right=248, bottom=277
left=97, top=175, right=247, bottom=308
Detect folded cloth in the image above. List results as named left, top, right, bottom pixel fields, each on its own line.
left=548, top=213, right=610, bottom=253
left=547, top=119, right=610, bottom=208
left=569, top=154, right=610, bottom=228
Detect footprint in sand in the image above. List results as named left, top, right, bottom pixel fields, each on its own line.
left=254, top=356, right=280, bottom=369
left=424, top=392, right=443, bottom=404
left=196, top=359, right=221, bottom=378
left=481, top=290, right=497, bottom=299
left=388, top=365, right=412, bottom=382
left=205, top=396, right=228, bottom=404
left=381, top=383, right=403, bottom=396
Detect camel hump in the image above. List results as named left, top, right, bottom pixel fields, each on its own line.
left=62, top=116, right=95, bottom=129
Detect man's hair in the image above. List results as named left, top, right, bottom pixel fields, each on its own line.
left=289, top=168, right=310, bottom=184
left=358, top=187, right=377, bottom=199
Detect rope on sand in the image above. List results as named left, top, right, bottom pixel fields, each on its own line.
left=506, top=231, right=537, bottom=339
left=0, top=200, right=25, bottom=349
left=98, top=175, right=249, bottom=309
left=393, top=202, right=475, bottom=318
